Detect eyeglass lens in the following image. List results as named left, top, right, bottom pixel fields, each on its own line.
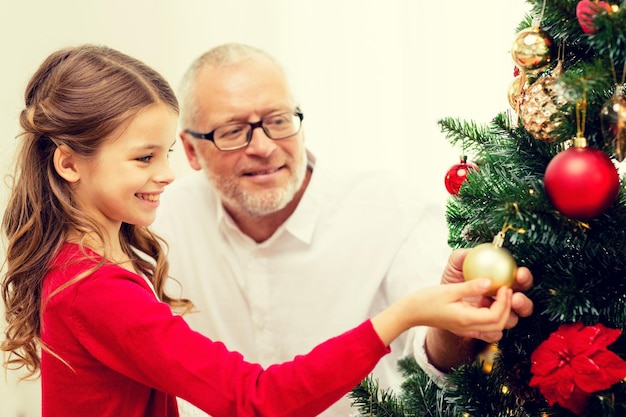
left=214, top=112, right=301, bottom=149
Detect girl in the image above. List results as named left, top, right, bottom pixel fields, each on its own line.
left=1, top=44, right=513, bottom=417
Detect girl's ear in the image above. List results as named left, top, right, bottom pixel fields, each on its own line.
left=53, top=145, right=81, bottom=183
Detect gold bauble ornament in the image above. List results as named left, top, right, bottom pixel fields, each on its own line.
left=600, top=87, right=626, bottom=162
left=463, top=235, right=517, bottom=296
left=507, top=75, right=526, bottom=109
left=511, top=26, right=556, bottom=72
left=477, top=343, right=500, bottom=374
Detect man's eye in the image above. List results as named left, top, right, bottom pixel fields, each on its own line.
left=218, top=125, right=246, bottom=140
left=265, top=114, right=293, bottom=129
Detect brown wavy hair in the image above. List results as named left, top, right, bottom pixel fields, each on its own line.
left=1, top=44, right=192, bottom=379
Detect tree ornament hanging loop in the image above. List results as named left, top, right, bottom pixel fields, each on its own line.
left=544, top=92, right=619, bottom=220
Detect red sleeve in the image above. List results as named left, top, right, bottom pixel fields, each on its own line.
left=59, top=265, right=389, bottom=416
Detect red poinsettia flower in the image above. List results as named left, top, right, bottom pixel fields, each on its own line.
left=529, top=322, right=626, bottom=415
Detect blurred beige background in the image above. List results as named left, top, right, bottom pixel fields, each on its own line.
left=0, top=1, right=529, bottom=415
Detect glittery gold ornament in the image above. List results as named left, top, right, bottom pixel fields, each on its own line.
left=518, top=63, right=566, bottom=141
left=463, top=233, right=517, bottom=296
left=600, top=87, right=626, bottom=161
left=511, top=26, right=556, bottom=72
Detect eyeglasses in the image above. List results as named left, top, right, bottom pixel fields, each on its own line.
left=184, top=110, right=304, bottom=151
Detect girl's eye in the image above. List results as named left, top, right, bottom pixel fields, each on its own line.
left=137, top=155, right=153, bottom=163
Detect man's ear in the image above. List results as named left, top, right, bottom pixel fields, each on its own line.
left=180, top=132, right=203, bottom=171
left=53, top=145, right=81, bottom=183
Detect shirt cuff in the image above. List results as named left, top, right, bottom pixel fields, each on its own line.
left=412, top=326, right=448, bottom=387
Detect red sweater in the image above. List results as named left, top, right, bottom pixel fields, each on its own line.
left=40, top=243, right=389, bottom=416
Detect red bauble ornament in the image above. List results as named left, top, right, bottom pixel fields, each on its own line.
left=576, top=0, right=612, bottom=34
left=445, top=158, right=478, bottom=195
left=544, top=145, right=619, bottom=219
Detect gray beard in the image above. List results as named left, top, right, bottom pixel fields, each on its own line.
left=209, top=152, right=308, bottom=218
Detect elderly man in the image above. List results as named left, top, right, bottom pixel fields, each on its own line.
left=152, top=43, right=533, bottom=416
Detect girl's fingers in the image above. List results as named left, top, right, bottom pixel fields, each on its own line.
left=456, top=278, right=493, bottom=298
left=462, top=285, right=512, bottom=330
left=486, top=286, right=513, bottom=327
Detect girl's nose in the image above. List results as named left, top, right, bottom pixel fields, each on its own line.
left=156, top=160, right=175, bottom=185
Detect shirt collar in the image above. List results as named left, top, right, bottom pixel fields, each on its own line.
left=282, top=150, right=319, bottom=244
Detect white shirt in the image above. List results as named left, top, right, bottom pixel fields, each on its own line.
left=152, top=154, right=450, bottom=416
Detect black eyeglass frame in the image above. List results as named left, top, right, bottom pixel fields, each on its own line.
left=184, top=110, right=304, bottom=151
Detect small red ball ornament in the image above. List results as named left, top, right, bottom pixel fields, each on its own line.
left=576, top=0, right=612, bottom=34
left=544, top=144, right=620, bottom=219
left=445, top=157, right=478, bottom=195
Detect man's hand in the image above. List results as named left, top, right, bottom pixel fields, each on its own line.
left=443, top=248, right=533, bottom=337
left=424, top=248, right=534, bottom=371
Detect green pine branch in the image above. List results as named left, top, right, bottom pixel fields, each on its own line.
left=349, top=375, right=407, bottom=417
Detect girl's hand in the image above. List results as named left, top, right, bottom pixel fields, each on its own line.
left=441, top=248, right=533, bottom=341
left=405, top=278, right=513, bottom=334
left=372, top=278, right=512, bottom=347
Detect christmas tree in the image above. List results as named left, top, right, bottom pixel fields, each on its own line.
left=350, top=1, right=626, bottom=416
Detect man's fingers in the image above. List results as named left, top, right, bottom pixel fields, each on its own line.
left=512, top=266, right=533, bottom=291
left=511, top=292, right=533, bottom=317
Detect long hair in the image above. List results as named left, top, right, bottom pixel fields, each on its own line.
left=1, top=44, right=192, bottom=378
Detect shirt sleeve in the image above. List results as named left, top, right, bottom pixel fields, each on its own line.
left=410, top=326, right=448, bottom=386
left=61, top=266, right=390, bottom=417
